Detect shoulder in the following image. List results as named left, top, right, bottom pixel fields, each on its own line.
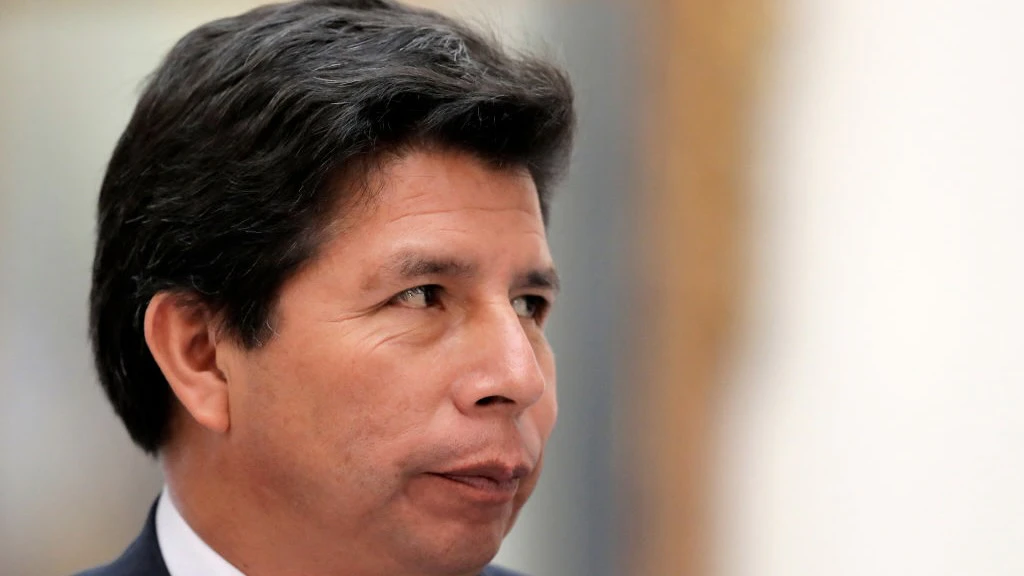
left=482, top=565, right=529, bottom=576
left=72, top=566, right=117, bottom=576
left=70, top=500, right=169, bottom=576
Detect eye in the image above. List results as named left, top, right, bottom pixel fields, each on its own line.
left=511, top=295, right=550, bottom=322
left=390, top=285, right=443, bottom=309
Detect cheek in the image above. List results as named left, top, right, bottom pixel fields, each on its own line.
left=229, top=331, right=368, bottom=455
left=260, top=325, right=445, bottom=462
left=299, top=342, right=415, bottom=454
left=228, top=329, right=437, bottom=513
left=228, top=344, right=345, bottom=477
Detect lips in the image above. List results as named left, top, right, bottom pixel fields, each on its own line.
left=429, top=461, right=530, bottom=500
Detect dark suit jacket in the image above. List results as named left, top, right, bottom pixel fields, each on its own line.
left=74, top=500, right=525, bottom=576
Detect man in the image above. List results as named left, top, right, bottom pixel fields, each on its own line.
left=78, top=1, right=575, bottom=575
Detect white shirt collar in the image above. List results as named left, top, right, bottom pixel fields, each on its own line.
left=155, top=486, right=247, bottom=576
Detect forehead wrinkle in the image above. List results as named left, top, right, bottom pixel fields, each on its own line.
left=418, top=225, right=550, bottom=244
left=380, top=204, right=543, bottom=228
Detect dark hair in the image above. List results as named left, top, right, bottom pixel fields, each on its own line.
left=89, top=0, right=575, bottom=453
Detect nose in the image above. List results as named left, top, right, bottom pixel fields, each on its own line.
left=451, top=302, right=548, bottom=417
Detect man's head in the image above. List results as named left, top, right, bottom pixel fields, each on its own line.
left=89, top=1, right=574, bottom=574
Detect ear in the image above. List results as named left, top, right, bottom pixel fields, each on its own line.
left=144, top=292, right=231, bottom=435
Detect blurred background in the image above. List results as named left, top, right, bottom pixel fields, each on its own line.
left=1, top=0, right=1022, bottom=575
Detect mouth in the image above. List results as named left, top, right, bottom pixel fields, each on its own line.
left=427, top=462, right=531, bottom=503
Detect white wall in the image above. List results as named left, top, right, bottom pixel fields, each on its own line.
left=717, top=1, right=1024, bottom=575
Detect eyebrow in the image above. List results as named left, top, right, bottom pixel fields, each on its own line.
left=399, top=254, right=475, bottom=278
left=364, top=250, right=560, bottom=294
left=516, top=267, right=561, bottom=293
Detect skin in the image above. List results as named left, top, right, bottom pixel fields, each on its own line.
left=145, top=148, right=559, bottom=576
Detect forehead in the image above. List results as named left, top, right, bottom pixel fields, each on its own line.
left=341, top=148, right=546, bottom=238
left=306, top=148, right=551, bottom=280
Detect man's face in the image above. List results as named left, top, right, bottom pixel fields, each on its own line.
left=221, top=148, right=558, bottom=574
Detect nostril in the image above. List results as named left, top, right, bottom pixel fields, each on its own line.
left=475, top=395, right=512, bottom=407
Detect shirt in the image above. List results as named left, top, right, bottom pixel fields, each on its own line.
left=155, top=487, right=246, bottom=576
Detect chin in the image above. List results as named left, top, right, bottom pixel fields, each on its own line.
left=404, top=517, right=507, bottom=576
left=423, top=543, right=501, bottom=576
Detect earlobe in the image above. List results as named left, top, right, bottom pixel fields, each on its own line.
left=144, top=292, right=231, bottom=435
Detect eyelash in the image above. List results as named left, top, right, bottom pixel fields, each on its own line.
left=388, top=285, right=551, bottom=322
left=389, top=284, right=444, bottom=308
